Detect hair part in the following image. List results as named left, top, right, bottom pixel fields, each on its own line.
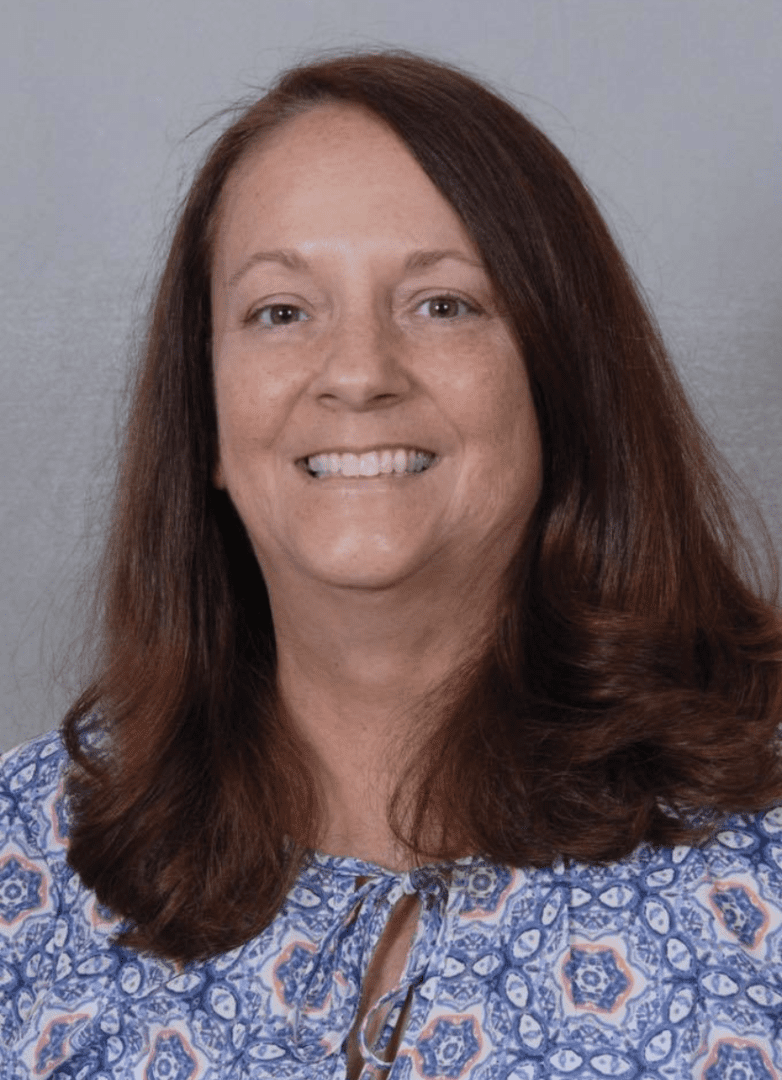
left=63, top=47, right=782, bottom=963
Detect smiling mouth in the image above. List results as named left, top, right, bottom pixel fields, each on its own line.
left=298, top=448, right=438, bottom=479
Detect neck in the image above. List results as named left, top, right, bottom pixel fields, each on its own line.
left=265, top=559, right=500, bottom=865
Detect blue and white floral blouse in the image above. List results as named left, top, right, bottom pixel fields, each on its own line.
left=2, top=731, right=782, bottom=1079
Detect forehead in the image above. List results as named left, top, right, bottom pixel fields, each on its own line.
left=212, top=103, right=481, bottom=268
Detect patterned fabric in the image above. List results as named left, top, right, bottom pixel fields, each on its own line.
left=2, top=731, right=782, bottom=1078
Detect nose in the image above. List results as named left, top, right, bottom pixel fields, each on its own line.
left=311, top=305, right=413, bottom=411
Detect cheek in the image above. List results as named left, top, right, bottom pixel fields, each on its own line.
left=212, top=365, right=271, bottom=494
left=213, top=347, right=289, bottom=459
left=461, top=352, right=542, bottom=504
left=447, top=341, right=538, bottom=448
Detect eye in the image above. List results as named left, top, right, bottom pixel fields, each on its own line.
left=418, top=296, right=478, bottom=319
left=250, top=303, right=309, bottom=327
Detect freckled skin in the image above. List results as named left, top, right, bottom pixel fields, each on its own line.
left=211, top=104, right=541, bottom=596
left=209, top=103, right=542, bottom=871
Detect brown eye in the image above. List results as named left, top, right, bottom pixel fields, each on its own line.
left=253, top=304, right=308, bottom=327
left=420, top=296, right=476, bottom=319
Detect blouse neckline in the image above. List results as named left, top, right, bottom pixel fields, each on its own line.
left=302, top=847, right=484, bottom=881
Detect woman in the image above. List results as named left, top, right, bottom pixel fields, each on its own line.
left=2, top=48, right=781, bottom=1079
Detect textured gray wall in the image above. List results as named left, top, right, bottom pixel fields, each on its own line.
left=2, top=0, right=780, bottom=752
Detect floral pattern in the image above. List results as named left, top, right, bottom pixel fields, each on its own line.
left=146, top=1031, right=198, bottom=1080
left=1, top=731, right=782, bottom=1078
left=416, top=1016, right=481, bottom=1077
left=562, top=946, right=631, bottom=1012
left=704, top=1041, right=775, bottom=1079
left=710, top=884, right=767, bottom=947
left=0, top=855, right=44, bottom=924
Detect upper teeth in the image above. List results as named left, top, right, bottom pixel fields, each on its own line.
left=305, top=448, right=435, bottom=478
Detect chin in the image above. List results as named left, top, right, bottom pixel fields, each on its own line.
left=300, top=545, right=426, bottom=589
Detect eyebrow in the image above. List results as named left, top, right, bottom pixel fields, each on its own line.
left=227, top=247, right=485, bottom=288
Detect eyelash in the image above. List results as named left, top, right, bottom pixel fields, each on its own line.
left=247, top=294, right=480, bottom=328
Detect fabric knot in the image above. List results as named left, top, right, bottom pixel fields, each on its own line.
left=409, top=867, right=450, bottom=911
left=286, top=873, right=405, bottom=1063
left=358, top=867, right=451, bottom=1070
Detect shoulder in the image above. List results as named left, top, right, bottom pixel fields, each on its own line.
left=557, top=810, right=782, bottom=960
left=0, top=730, right=122, bottom=1063
left=1, top=729, right=72, bottom=867
left=447, top=817, right=782, bottom=1071
left=681, top=809, right=782, bottom=953
left=0, top=731, right=73, bottom=946
left=702, top=807, right=782, bottom=867
left=0, top=730, right=76, bottom=951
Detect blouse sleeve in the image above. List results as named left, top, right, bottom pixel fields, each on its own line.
left=685, top=810, right=782, bottom=1074
left=0, top=735, right=67, bottom=1064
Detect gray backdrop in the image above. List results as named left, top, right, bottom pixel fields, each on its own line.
left=2, top=0, right=780, bottom=752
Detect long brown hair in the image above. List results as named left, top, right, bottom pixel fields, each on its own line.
left=64, top=47, right=782, bottom=963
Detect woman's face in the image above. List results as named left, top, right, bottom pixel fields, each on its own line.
left=210, top=104, right=541, bottom=598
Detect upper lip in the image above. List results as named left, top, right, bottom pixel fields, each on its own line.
left=297, top=444, right=437, bottom=460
